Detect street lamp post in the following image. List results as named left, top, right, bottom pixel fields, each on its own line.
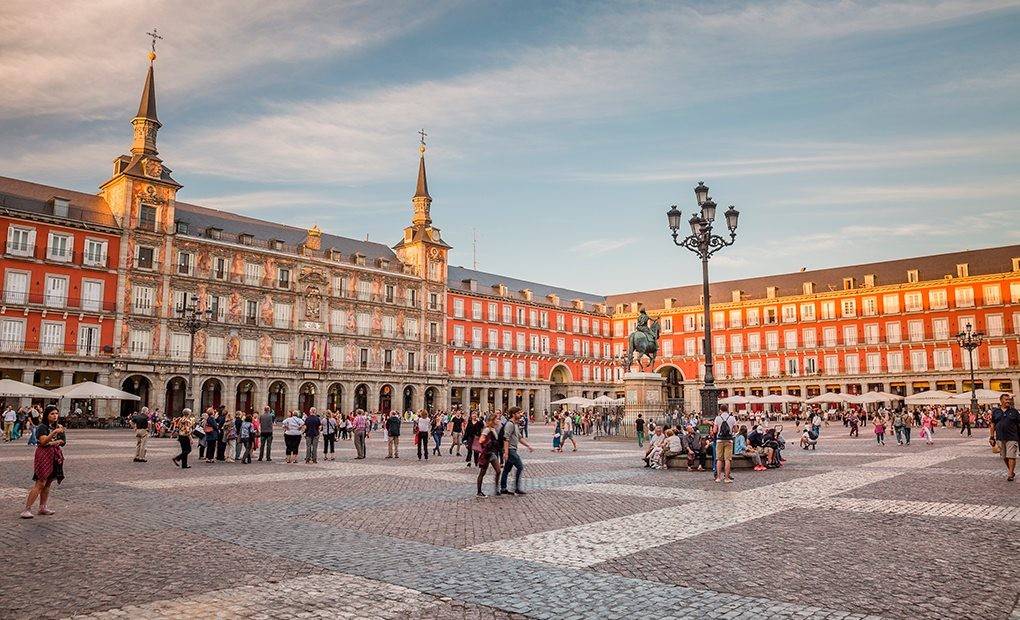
left=666, top=182, right=740, bottom=420
left=956, top=322, right=985, bottom=422
left=174, top=294, right=212, bottom=415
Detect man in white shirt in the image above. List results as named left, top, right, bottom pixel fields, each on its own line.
left=415, top=411, right=431, bottom=461
left=2, top=406, right=16, bottom=442
left=713, top=410, right=738, bottom=483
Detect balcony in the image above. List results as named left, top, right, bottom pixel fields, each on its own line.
left=46, top=245, right=73, bottom=262
left=5, top=240, right=34, bottom=258
left=0, top=338, right=109, bottom=357
left=133, top=257, right=160, bottom=271
left=2, top=290, right=115, bottom=313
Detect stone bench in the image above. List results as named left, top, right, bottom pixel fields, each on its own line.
left=664, top=453, right=757, bottom=470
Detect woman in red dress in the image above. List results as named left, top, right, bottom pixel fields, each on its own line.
left=21, top=405, right=65, bottom=519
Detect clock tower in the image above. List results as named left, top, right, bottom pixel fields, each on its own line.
left=393, top=137, right=451, bottom=283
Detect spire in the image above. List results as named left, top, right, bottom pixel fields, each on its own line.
left=411, top=131, right=432, bottom=227
left=414, top=145, right=430, bottom=199
left=136, top=63, right=159, bottom=123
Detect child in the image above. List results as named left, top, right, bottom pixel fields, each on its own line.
left=874, top=419, right=885, bottom=445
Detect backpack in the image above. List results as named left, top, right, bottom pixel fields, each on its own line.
left=717, top=415, right=734, bottom=440
left=496, top=421, right=508, bottom=453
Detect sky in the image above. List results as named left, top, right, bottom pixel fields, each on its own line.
left=1, top=0, right=1019, bottom=295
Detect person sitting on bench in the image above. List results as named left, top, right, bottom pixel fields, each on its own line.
left=660, top=428, right=684, bottom=469
left=800, top=423, right=818, bottom=450
left=735, top=425, right=766, bottom=471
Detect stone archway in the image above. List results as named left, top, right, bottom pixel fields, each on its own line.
left=164, top=376, right=187, bottom=416
left=268, top=381, right=287, bottom=416
left=657, top=364, right=685, bottom=411
left=550, top=364, right=571, bottom=401
left=354, top=383, right=369, bottom=411
left=298, top=382, right=316, bottom=413
left=235, top=379, right=256, bottom=414
left=200, top=378, right=223, bottom=413
left=327, top=383, right=343, bottom=412
left=120, top=375, right=151, bottom=417
left=402, top=385, right=415, bottom=413
left=424, top=386, right=437, bottom=412
left=379, top=384, right=393, bottom=414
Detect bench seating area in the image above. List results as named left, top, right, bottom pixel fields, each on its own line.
left=664, top=453, right=757, bottom=470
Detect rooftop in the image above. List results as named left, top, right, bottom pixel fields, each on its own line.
left=448, top=265, right=606, bottom=310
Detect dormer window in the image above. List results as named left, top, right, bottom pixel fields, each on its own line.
left=353, top=253, right=365, bottom=266
left=766, top=286, right=777, bottom=299
left=377, top=258, right=390, bottom=269
left=270, top=239, right=284, bottom=251
left=907, top=269, right=919, bottom=283
left=842, top=277, right=855, bottom=290
left=206, top=227, right=222, bottom=240
left=239, top=233, right=254, bottom=246
left=51, top=197, right=70, bottom=218
left=802, top=282, right=814, bottom=295
left=863, top=274, right=875, bottom=287
left=175, top=221, right=189, bottom=235
left=329, top=249, right=343, bottom=262
left=956, top=263, right=969, bottom=278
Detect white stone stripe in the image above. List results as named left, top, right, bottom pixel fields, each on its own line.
left=66, top=571, right=441, bottom=619
left=815, top=497, right=1020, bottom=522
left=558, top=482, right=716, bottom=502
left=469, top=446, right=966, bottom=568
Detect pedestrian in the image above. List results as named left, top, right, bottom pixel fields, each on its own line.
left=559, top=412, right=578, bottom=452
left=713, top=408, right=737, bottom=483
left=172, top=408, right=194, bottom=469
left=238, top=413, right=255, bottom=464
left=2, top=404, right=16, bottom=442
left=224, top=411, right=238, bottom=463
left=892, top=409, right=905, bottom=445
left=901, top=408, right=913, bottom=445
left=204, top=409, right=221, bottom=464
left=130, top=407, right=149, bottom=463
left=959, top=408, right=973, bottom=437
left=462, top=411, right=482, bottom=467
left=449, top=410, right=464, bottom=456
left=322, top=411, right=337, bottom=461
left=416, top=411, right=431, bottom=460
left=281, top=410, right=304, bottom=464
left=990, top=394, right=1018, bottom=482
left=232, top=410, right=244, bottom=461
left=874, top=417, right=885, bottom=446
left=215, top=407, right=228, bottom=461
left=475, top=413, right=502, bottom=497
left=258, top=406, right=275, bottom=462
left=303, top=408, right=321, bottom=464
left=385, top=409, right=401, bottom=458
left=921, top=412, right=936, bottom=445
left=431, top=412, right=444, bottom=456
left=352, top=409, right=369, bottom=459
left=498, top=407, right=534, bottom=495
left=25, top=410, right=39, bottom=446
left=635, top=413, right=646, bottom=447
left=21, top=405, right=65, bottom=519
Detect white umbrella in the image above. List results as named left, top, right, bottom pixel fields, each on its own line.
left=806, top=392, right=850, bottom=404
left=903, top=390, right=956, bottom=405
left=50, top=381, right=141, bottom=401
left=760, top=393, right=804, bottom=404
left=949, top=389, right=1012, bottom=405
left=550, top=396, right=596, bottom=407
left=592, top=395, right=617, bottom=406
left=0, top=378, right=59, bottom=399
left=850, top=391, right=905, bottom=404
left=719, top=394, right=754, bottom=405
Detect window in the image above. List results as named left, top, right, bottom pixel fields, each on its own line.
left=802, top=328, right=816, bottom=348
left=81, top=280, right=103, bottom=312
left=934, top=349, right=952, bottom=371
left=728, top=310, right=742, bottom=328
left=863, top=324, right=879, bottom=344
left=557, top=313, right=567, bottom=331
left=823, top=327, right=836, bottom=347
left=820, top=301, right=836, bottom=320
left=139, top=205, right=157, bottom=231
left=272, top=341, right=290, bottom=366
left=767, top=358, right=780, bottom=377
left=502, top=330, right=512, bottom=350
left=716, top=361, right=726, bottom=380
left=882, top=294, right=899, bottom=314
left=886, top=351, right=903, bottom=373
left=278, top=267, right=291, bottom=289
left=983, top=284, right=1001, bottom=305
left=83, top=239, right=107, bottom=266
left=530, top=362, right=539, bottom=380
left=503, top=305, right=512, bottom=323
left=745, top=308, right=759, bottom=326
left=453, top=298, right=464, bottom=318
left=956, top=263, right=969, bottom=278
left=472, top=301, right=482, bottom=320
left=240, top=338, right=257, bottom=363
left=1011, top=282, right=1020, bottom=304
left=784, top=330, right=797, bottom=350
left=749, top=359, right=762, bottom=378
left=714, top=335, right=726, bottom=354
left=730, top=333, right=743, bottom=353
left=954, top=287, right=974, bottom=308
left=472, top=327, right=483, bottom=348
left=40, top=322, right=64, bottom=354
left=931, top=318, right=948, bottom=340
left=910, top=350, right=928, bottom=372
left=208, top=294, right=225, bottom=321
left=274, top=302, right=292, bottom=328
left=517, top=333, right=526, bottom=352
left=824, top=355, right=838, bottom=375
left=928, top=289, right=947, bottom=310
left=840, top=299, right=856, bottom=318
left=731, top=360, right=744, bottom=379
left=842, top=277, right=855, bottom=290
left=862, top=297, right=877, bottom=317
left=986, top=314, right=1004, bottom=337
left=904, top=292, right=922, bottom=312
left=128, top=329, right=150, bottom=357
left=662, top=339, right=673, bottom=357
left=685, top=338, right=696, bottom=356
left=177, top=251, right=193, bottom=275
left=427, top=261, right=441, bottom=281
left=804, top=357, right=817, bottom=375
left=502, top=359, right=511, bottom=378
left=330, top=308, right=344, bottom=333
left=989, top=346, right=1009, bottom=369
left=764, top=307, right=778, bottom=325
left=405, top=317, right=419, bottom=340
left=245, top=300, right=259, bottom=325
left=747, top=333, right=761, bottom=352
left=243, top=262, right=263, bottom=286
left=800, top=303, right=815, bottom=321
left=557, top=337, right=565, bottom=355
left=765, top=331, right=779, bottom=351
left=957, top=316, right=975, bottom=334
left=452, top=325, right=464, bottom=346
left=43, top=275, right=68, bottom=308
left=516, top=360, right=525, bottom=378
left=207, top=336, right=225, bottom=362
left=907, top=320, right=924, bottom=342
left=844, top=354, right=860, bottom=374
left=713, top=311, right=725, bottom=329
left=213, top=257, right=227, bottom=280
left=355, top=279, right=371, bottom=301
left=487, top=303, right=497, bottom=321
left=47, top=233, right=72, bottom=261
left=782, top=305, right=797, bottom=323
left=77, top=324, right=100, bottom=356
left=886, top=322, right=902, bottom=343
left=907, top=269, right=918, bottom=283
left=786, top=358, right=799, bottom=376
left=359, top=348, right=370, bottom=370
left=169, top=332, right=189, bottom=360
left=866, top=352, right=881, bottom=374
left=427, top=353, right=439, bottom=373
left=6, top=226, right=35, bottom=256
left=3, top=271, right=28, bottom=304
left=842, top=325, right=857, bottom=346
left=131, top=285, right=153, bottom=314
left=382, top=316, right=397, bottom=339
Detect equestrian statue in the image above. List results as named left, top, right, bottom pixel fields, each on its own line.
left=626, top=308, right=661, bottom=371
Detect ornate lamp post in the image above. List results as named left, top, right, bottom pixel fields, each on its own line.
left=956, top=322, right=985, bottom=421
left=174, top=294, right=212, bottom=415
left=666, top=181, right=740, bottom=420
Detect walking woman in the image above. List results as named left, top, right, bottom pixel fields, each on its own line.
left=431, top=412, right=444, bottom=456
left=204, top=408, right=221, bottom=464
left=322, top=411, right=338, bottom=461
left=21, top=405, right=65, bottom=518
left=475, top=414, right=502, bottom=497
left=239, top=413, right=255, bottom=464
left=282, top=410, right=304, bottom=464
left=224, top=411, right=238, bottom=463
left=921, top=411, right=936, bottom=445
left=462, top=411, right=483, bottom=467
left=172, top=409, right=194, bottom=469
left=874, top=415, right=886, bottom=446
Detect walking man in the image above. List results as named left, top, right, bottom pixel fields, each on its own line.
left=303, top=407, right=321, bottom=464
left=386, top=409, right=401, bottom=458
left=959, top=408, right=973, bottom=437
left=499, top=407, right=534, bottom=495
left=258, top=405, right=275, bottom=461
left=990, top=393, right=1019, bottom=482
left=352, top=409, right=368, bottom=459
left=448, top=410, right=464, bottom=456
left=131, top=407, right=150, bottom=462
left=713, top=407, right=738, bottom=483
left=635, top=413, right=646, bottom=447
left=416, top=410, right=431, bottom=460
left=892, top=409, right=905, bottom=445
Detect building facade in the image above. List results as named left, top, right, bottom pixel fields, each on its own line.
left=1, top=51, right=1018, bottom=417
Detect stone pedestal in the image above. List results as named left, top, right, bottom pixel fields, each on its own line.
left=622, top=371, right=664, bottom=420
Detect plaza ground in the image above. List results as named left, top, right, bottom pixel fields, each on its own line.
left=0, top=425, right=1017, bottom=619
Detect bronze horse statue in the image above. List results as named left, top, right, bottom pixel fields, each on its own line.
left=626, top=318, right=661, bottom=370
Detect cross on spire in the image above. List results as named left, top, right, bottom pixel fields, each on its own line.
left=146, top=27, right=163, bottom=54
left=418, top=128, right=428, bottom=146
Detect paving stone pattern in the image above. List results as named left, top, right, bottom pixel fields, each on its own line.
left=0, top=427, right=1016, bottom=619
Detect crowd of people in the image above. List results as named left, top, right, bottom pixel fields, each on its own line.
left=639, top=414, right=785, bottom=478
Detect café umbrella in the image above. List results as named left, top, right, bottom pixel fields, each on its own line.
left=0, top=379, right=60, bottom=399
left=49, top=381, right=141, bottom=401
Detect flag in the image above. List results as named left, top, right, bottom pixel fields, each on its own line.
left=309, top=339, right=318, bottom=369
left=320, top=338, right=329, bottom=370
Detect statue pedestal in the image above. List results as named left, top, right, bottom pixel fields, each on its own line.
left=622, top=371, right=664, bottom=421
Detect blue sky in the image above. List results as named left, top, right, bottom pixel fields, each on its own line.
left=2, top=1, right=1018, bottom=294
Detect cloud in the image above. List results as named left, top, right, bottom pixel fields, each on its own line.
left=570, top=238, right=638, bottom=256
left=764, top=178, right=1020, bottom=207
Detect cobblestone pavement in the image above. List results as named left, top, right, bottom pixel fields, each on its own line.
left=1, top=425, right=1017, bottom=619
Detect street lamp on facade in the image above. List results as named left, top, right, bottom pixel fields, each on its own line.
left=666, top=182, right=740, bottom=420
left=956, top=322, right=985, bottom=421
left=174, top=294, right=212, bottom=415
